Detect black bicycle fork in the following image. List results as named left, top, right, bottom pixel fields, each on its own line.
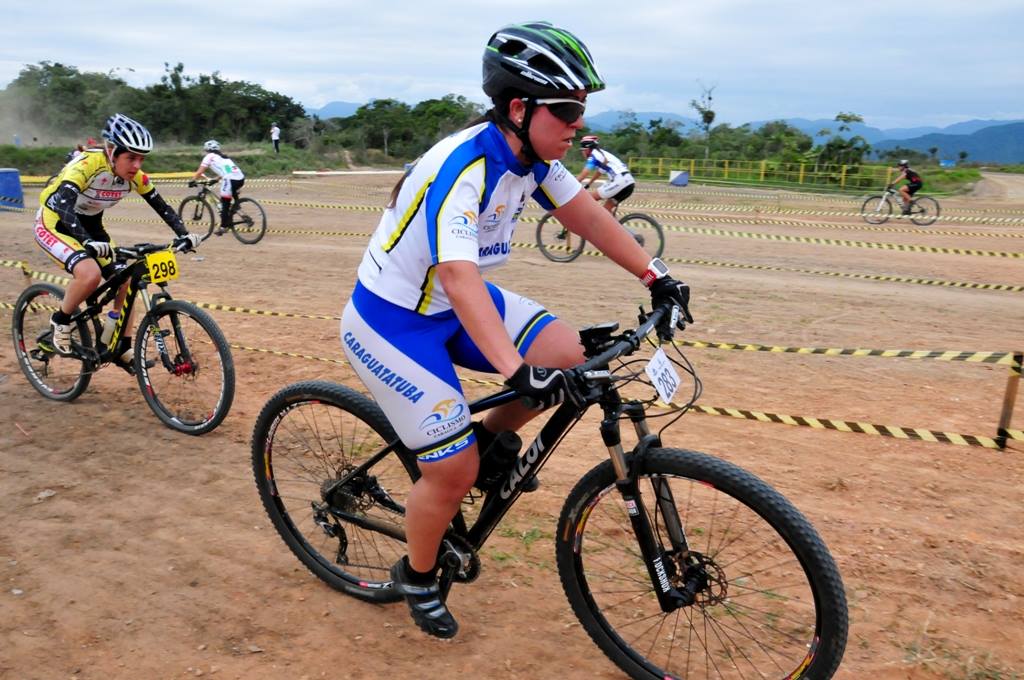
left=602, top=400, right=697, bottom=613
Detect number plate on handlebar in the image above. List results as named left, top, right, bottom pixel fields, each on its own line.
left=146, top=250, right=180, bottom=283
left=645, top=347, right=681, bottom=404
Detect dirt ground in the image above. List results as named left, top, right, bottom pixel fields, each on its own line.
left=1, top=172, right=1022, bottom=680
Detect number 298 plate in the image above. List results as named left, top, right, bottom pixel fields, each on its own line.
left=146, top=250, right=180, bottom=283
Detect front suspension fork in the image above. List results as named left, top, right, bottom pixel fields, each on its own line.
left=603, top=402, right=692, bottom=612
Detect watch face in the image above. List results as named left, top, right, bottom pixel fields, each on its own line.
left=651, top=258, right=669, bottom=276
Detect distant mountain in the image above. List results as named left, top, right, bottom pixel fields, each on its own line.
left=585, top=110, right=695, bottom=132
left=872, top=122, right=1024, bottom=163
left=305, top=101, right=362, bottom=119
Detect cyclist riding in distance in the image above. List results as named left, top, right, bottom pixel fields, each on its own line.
left=339, top=21, right=692, bottom=640
left=189, top=140, right=246, bottom=235
left=892, top=159, right=923, bottom=215
left=576, top=134, right=636, bottom=212
left=34, top=113, right=201, bottom=369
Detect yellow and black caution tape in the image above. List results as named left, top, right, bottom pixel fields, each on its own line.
left=224, top=343, right=1017, bottom=449
left=678, top=404, right=1008, bottom=448
left=676, top=339, right=1019, bottom=365
left=197, top=301, right=339, bottom=321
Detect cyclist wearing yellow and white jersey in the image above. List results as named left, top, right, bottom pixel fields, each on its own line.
left=342, top=21, right=693, bottom=640
left=575, top=135, right=635, bottom=212
left=34, top=113, right=201, bottom=366
left=189, top=140, right=246, bottom=235
left=891, top=159, right=923, bottom=215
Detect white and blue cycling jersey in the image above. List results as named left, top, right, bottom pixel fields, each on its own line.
left=342, top=121, right=583, bottom=460
left=356, top=121, right=580, bottom=315
left=583, top=148, right=630, bottom=181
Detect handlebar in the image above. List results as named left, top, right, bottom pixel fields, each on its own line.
left=572, top=305, right=669, bottom=378
left=114, top=238, right=201, bottom=260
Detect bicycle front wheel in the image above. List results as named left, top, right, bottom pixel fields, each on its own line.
left=11, top=283, right=92, bottom=401
left=860, top=195, right=892, bottom=225
left=178, top=196, right=216, bottom=237
left=910, top=196, right=940, bottom=226
left=557, top=449, right=848, bottom=680
left=619, top=213, right=665, bottom=258
left=135, top=299, right=235, bottom=434
left=536, top=212, right=585, bottom=262
left=231, top=198, right=267, bottom=244
left=251, top=381, right=418, bottom=603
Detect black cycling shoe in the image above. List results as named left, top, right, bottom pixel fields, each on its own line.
left=390, top=559, right=458, bottom=639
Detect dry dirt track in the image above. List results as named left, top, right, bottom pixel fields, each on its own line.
left=1, top=174, right=1023, bottom=679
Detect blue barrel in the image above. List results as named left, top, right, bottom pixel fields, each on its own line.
left=0, top=168, right=24, bottom=210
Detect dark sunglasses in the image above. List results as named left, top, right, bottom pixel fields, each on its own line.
left=525, top=97, right=586, bottom=124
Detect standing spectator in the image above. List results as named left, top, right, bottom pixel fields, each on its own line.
left=270, top=122, right=281, bottom=154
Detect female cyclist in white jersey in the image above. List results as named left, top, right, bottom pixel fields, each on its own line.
left=189, top=140, right=245, bottom=234
left=340, top=21, right=692, bottom=639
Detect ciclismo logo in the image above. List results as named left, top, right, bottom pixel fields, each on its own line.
left=482, top=204, right=506, bottom=231
left=418, top=399, right=468, bottom=438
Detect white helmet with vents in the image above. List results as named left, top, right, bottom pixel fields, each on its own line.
left=102, top=113, right=153, bottom=154
left=203, top=139, right=221, bottom=152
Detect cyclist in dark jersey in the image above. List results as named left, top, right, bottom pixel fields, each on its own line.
left=892, top=160, right=923, bottom=215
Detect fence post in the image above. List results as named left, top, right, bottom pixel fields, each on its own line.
left=690, top=158, right=695, bottom=178
left=760, top=160, right=766, bottom=183
left=996, top=352, right=1022, bottom=449
left=798, top=164, right=805, bottom=184
left=840, top=165, right=848, bottom=188
left=657, top=158, right=664, bottom=178
left=724, top=160, right=729, bottom=180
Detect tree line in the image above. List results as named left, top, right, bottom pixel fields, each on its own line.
left=2, top=62, right=924, bottom=169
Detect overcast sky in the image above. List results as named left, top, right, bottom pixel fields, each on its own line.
left=2, top=0, right=1021, bottom=130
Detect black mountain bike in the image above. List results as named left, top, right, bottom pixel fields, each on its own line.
left=536, top=200, right=665, bottom=263
left=860, top=186, right=940, bottom=226
left=251, top=302, right=848, bottom=678
left=12, top=239, right=235, bottom=435
left=178, top=179, right=267, bottom=244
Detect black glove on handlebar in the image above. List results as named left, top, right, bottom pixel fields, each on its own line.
left=187, top=179, right=197, bottom=187
left=505, top=364, right=583, bottom=411
left=649, top=276, right=694, bottom=337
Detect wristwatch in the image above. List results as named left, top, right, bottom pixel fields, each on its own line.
left=640, top=257, right=670, bottom=287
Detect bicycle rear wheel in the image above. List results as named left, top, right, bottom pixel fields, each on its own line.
left=910, top=196, right=939, bottom=226
left=618, top=213, right=665, bottom=258
left=135, top=299, right=234, bottom=435
left=231, top=198, right=267, bottom=244
left=251, top=381, right=417, bottom=603
left=11, top=283, right=92, bottom=401
left=536, top=212, right=586, bottom=262
left=178, top=196, right=216, bottom=237
left=557, top=449, right=848, bottom=679
left=860, top=195, right=892, bottom=225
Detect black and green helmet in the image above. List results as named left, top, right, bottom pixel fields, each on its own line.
left=483, top=21, right=606, bottom=99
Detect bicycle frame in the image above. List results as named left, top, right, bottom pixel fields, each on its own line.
left=63, top=246, right=180, bottom=370
left=323, top=307, right=695, bottom=613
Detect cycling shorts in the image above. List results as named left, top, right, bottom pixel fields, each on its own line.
left=340, top=281, right=556, bottom=461
left=220, top=177, right=245, bottom=200
left=33, top=207, right=115, bottom=275
left=596, top=172, right=635, bottom=201
left=906, top=181, right=922, bottom=195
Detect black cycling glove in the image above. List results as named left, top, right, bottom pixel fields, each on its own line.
left=649, top=276, right=694, bottom=335
left=505, top=364, right=582, bottom=411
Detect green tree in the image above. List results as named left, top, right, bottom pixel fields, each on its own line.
left=689, top=82, right=716, bottom=159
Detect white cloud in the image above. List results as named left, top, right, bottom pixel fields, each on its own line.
left=1, top=0, right=1021, bottom=128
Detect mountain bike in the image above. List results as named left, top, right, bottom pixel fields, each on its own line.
left=536, top=198, right=665, bottom=263
left=11, top=239, right=235, bottom=435
left=251, top=302, right=848, bottom=679
left=860, top=186, right=940, bottom=226
left=178, top=179, right=267, bottom=244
